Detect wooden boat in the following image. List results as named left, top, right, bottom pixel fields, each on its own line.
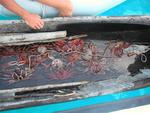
left=0, top=16, right=150, bottom=111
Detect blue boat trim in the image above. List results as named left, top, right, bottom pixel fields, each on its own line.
left=2, top=87, right=150, bottom=113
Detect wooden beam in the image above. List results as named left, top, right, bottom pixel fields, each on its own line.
left=0, top=31, right=67, bottom=46
left=0, top=81, right=89, bottom=94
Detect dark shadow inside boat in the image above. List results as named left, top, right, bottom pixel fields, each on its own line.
left=56, top=23, right=150, bottom=42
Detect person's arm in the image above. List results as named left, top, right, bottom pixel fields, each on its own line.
left=0, top=0, right=44, bottom=29
left=37, top=0, right=73, bottom=16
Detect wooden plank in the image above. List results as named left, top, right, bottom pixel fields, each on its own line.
left=0, top=81, right=88, bottom=94
left=0, top=33, right=87, bottom=46
left=0, top=31, right=67, bottom=46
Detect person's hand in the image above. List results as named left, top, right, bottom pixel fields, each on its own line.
left=22, top=13, right=44, bottom=29
left=58, top=0, right=73, bottom=17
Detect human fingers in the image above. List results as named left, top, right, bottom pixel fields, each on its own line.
left=39, top=19, right=44, bottom=27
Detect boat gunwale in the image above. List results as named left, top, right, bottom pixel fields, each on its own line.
left=0, top=16, right=150, bottom=34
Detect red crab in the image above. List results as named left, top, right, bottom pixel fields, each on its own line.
left=87, top=60, right=103, bottom=73
left=110, top=42, right=130, bottom=57
left=0, top=47, right=17, bottom=57
left=88, top=42, right=97, bottom=54
left=67, top=53, right=81, bottom=64
left=1, top=68, right=32, bottom=84
left=82, top=42, right=98, bottom=61
left=82, top=56, right=105, bottom=74
left=49, top=68, right=73, bottom=80
left=17, top=52, right=29, bottom=64
left=29, top=54, right=49, bottom=69
left=53, top=39, right=84, bottom=64
left=53, top=39, right=84, bottom=53
left=81, top=42, right=105, bottom=74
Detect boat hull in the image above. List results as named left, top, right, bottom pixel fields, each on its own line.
left=0, top=16, right=150, bottom=111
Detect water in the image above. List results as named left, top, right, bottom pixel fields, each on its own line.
left=99, top=0, right=150, bottom=16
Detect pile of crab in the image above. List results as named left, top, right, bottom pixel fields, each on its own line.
left=2, top=37, right=146, bottom=84
left=0, top=38, right=86, bottom=84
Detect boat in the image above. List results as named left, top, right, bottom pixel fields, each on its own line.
left=0, top=16, right=150, bottom=111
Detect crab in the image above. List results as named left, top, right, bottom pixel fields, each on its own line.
left=81, top=42, right=106, bottom=74
left=53, top=39, right=84, bottom=54
left=2, top=60, right=26, bottom=69
left=51, top=59, right=64, bottom=69
left=37, top=45, right=47, bottom=54
left=110, top=41, right=130, bottom=57
left=83, top=56, right=106, bottom=74
left=17, top=52, right=29, bottom=65
left=53, top=39, right=84, bottom=65
left=67, top=53, right=81, bottom=65
left=1, top=67, right=32, bottom=84
left=0, top=47, right=17, bottom=57
left=28, top=51, right=51, bottom=69
left=49, top=67, right=73, bottom=80
left=82, top=42, right=97, bottom=60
